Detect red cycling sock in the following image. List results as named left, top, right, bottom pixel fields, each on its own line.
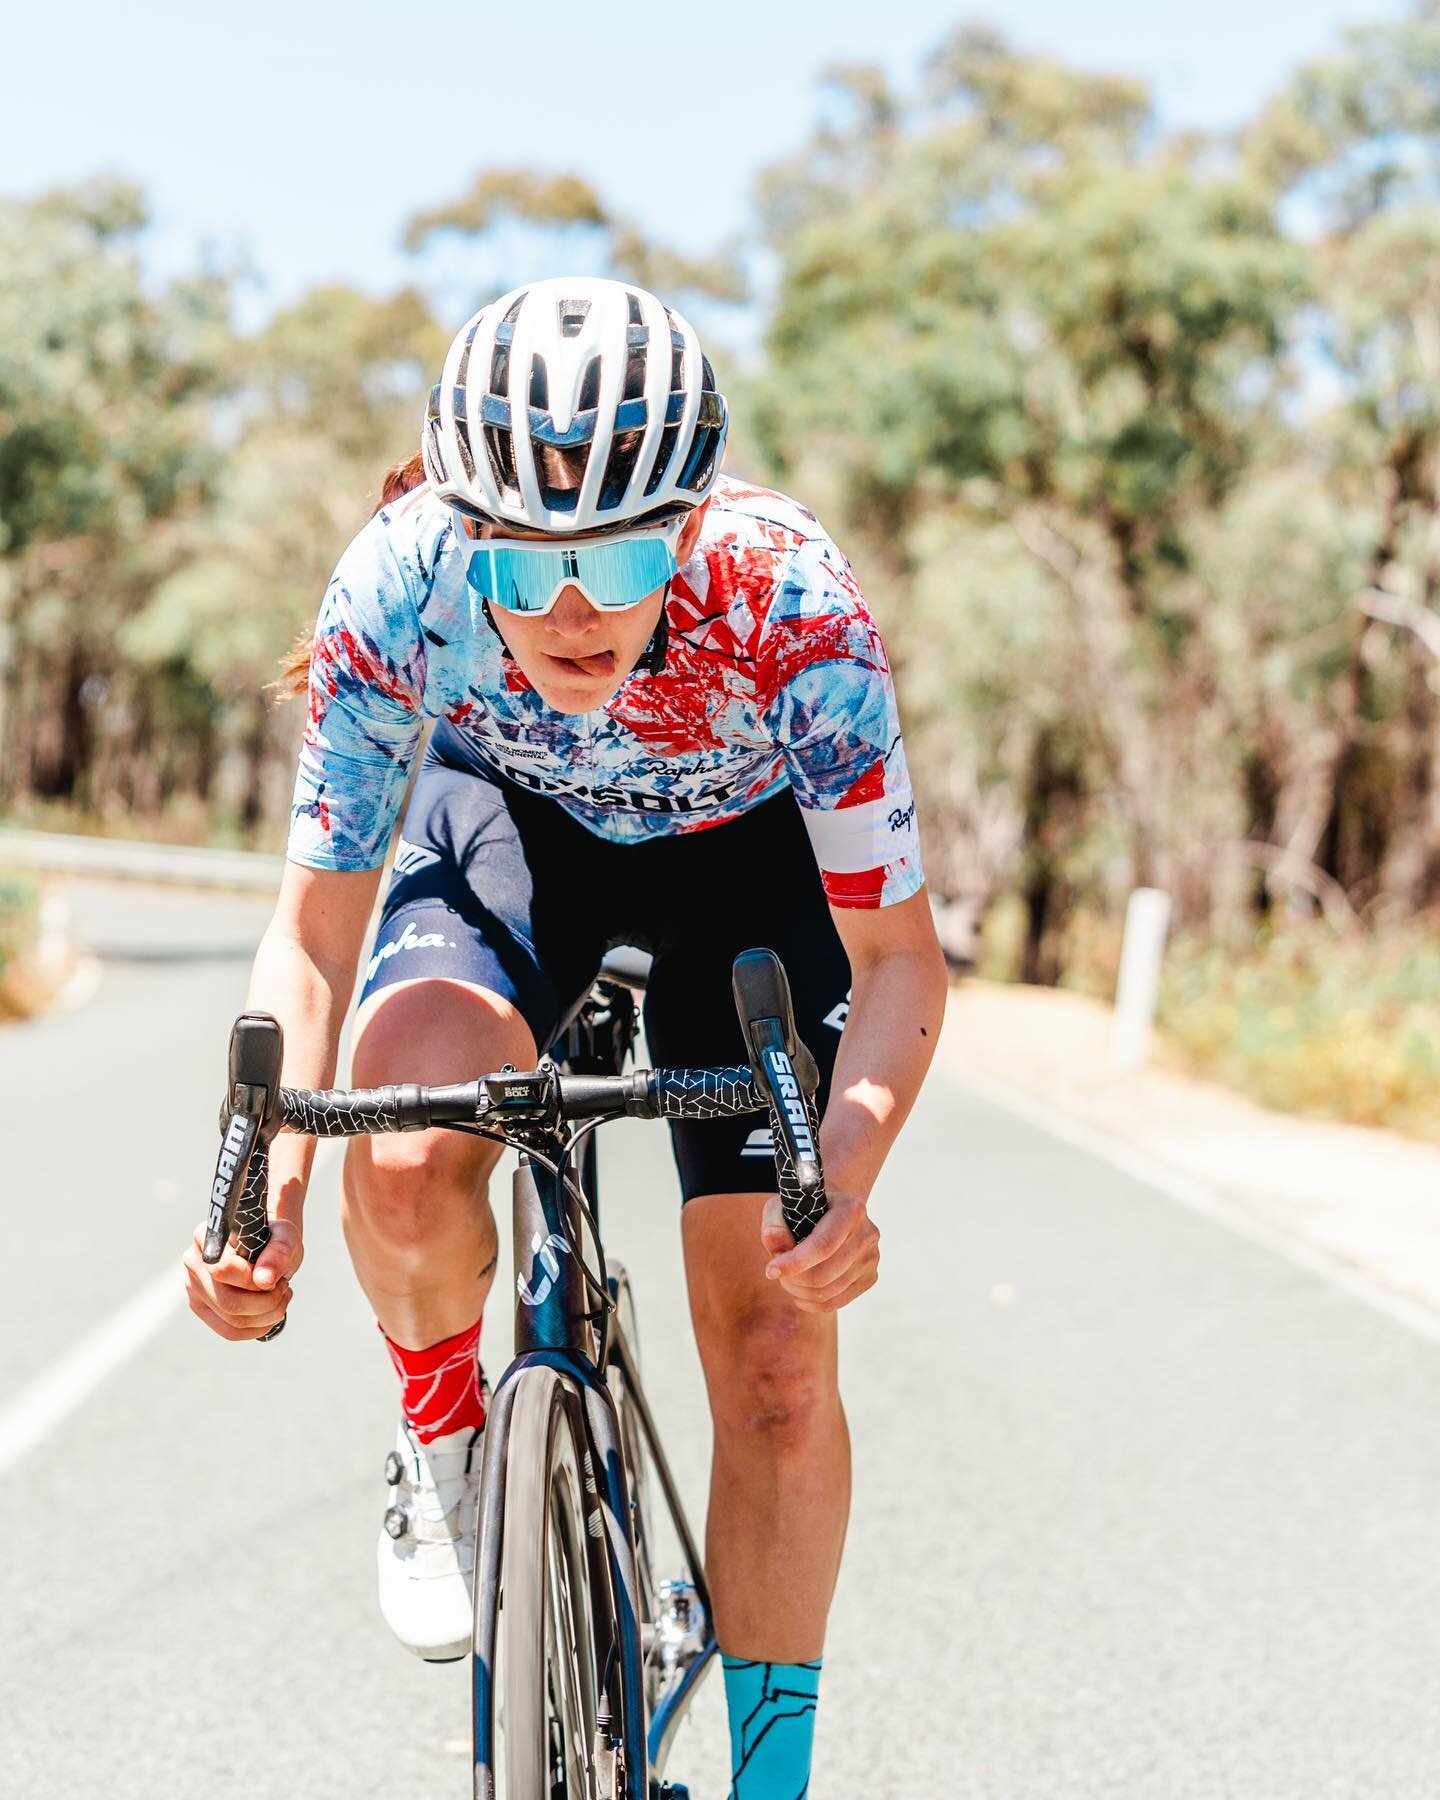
left=381, top=1317, right=487, bottom=1443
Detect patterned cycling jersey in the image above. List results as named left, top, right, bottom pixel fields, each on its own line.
left=289, top=475, right=924, bottom=908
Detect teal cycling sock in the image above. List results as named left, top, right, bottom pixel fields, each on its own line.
left=720, top=1652, right=823, bottom=1798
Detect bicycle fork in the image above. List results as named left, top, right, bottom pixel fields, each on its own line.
left=472, top=1153, right=650, bottom=1796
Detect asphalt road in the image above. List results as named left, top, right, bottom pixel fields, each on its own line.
left=2, top=880, right=1438, bottom=1799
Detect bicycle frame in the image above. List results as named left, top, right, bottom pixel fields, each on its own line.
left=207, top=952, right=826, bottom=1798
left=470, top=987, right=717, bottom=1796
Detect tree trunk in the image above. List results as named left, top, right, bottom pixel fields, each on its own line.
left=1017, top=727, right=1081, bottom=987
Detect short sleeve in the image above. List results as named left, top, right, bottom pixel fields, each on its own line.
left=759, top=537, right=924, bottom=909
left=287, top=515, right=428, bottom=871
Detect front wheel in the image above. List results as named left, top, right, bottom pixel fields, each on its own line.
left=495, top=1369, right=603, bottom=1799
left=606, top=1260, right=656, bottom=1678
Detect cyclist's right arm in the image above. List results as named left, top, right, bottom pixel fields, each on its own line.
left=182, top=861, right=383, bottom=1340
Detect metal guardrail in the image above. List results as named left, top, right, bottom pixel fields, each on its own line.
left=0, top=828, right=284, bottom=893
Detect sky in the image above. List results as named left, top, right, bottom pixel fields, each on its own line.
left=1, top=0, right=1411, bottom=333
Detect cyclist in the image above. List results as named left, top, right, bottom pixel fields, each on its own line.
left=183, top=276, right=945, bottom=1797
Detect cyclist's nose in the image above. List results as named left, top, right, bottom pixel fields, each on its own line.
left=545, top=584, right=605, bottom=636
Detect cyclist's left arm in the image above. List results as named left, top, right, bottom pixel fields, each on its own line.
left=756, top=531, right=947, bottom=1309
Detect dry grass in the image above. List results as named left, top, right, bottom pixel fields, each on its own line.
left=1156, top=926, right=1440, bottom=1143
left=976, top=898, right=1440, bottom=1143
left=0, top=870, right=42, bottom=1020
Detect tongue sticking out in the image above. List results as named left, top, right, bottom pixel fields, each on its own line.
left=556, top=649, right=616, bottom=678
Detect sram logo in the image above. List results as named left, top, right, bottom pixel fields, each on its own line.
left=766, top=1048, right=816, bottom=1160
left=208, top=1112, right=250, bottom=1228
left=740, top=1126, right=774, bottom=1157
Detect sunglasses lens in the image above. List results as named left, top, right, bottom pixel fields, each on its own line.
left=465, top=547, right=554, bottom=612
left=572, top=539, right=675, bottom=608
left=463, top=532, right=678, bottom=615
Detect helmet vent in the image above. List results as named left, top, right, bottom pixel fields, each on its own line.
left=502, top=292, right=527, bottom=325
left=578, top=356, right=602, bottom=413
left=626, top=291, right=643, bottom=325
left=489, top=345, right=509, bottom=393
left=426, top=417, right=448, bottom=484
left=622, top=341, right=647, bottom=401
left=529, top=356, right=549, bottom=410
left=644, top=423, right=681, bottom=498
left=455, top=318, right=481, bottom=390
left=453, top=414, right=476, bottom=481
left=558, top=297, right=591, bottom=337
left=484, top=425, right=518, bottom=496
left=535, top=439, right=588, bottom=513
left=599, top=429, right=644, bottom=511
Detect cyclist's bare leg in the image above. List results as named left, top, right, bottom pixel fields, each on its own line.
left=682, top=1189, right=848, bottom=1659
left=342, top=976, right=537, bottom=1348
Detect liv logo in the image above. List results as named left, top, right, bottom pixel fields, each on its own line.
left=516, top=1231, right=573, bottom=1307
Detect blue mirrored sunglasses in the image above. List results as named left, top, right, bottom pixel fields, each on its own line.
left=460, top=521, right=680, bottom=616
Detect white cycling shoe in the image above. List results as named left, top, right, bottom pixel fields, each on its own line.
left=377, top=1420, right=484, bottom=1662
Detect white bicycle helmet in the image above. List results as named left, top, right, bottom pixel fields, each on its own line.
left=422, top=276, right=729, bottom=535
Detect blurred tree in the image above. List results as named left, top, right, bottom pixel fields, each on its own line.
left=749, top=27, right=1307, bottom=976
left=0, top=178, right=227, bottom=822
left=118, top=279, right=443, bottom=839
left=0, top=179, right=444, bottom=843
left=403, top=166, right=747, bottom=305
left=1246, top=1, right=1440, bottom=913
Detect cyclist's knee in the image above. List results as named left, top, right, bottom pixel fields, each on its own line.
left=706, top=1302, right=838, bottom=1449
left=344, top=978, right=532, bottom=1252
left=345, top=1128, right=498, bottom=1252
left=351, top=976, right=537, bottom=1087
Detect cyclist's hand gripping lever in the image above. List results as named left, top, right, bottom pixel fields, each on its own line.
left=204, top=1011, right=286, bottom=1341
left=732, top=949, right=828, bottom=1243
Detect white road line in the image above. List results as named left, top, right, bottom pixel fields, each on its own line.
left=958, top=1070, right=1440, bottom=1349
left=0, top=1266, right=181, bottom=1472
left=0, top=1143, right=341, bottom=1473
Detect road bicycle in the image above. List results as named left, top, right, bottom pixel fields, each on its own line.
left=204, top=947, right=828, bottom=1799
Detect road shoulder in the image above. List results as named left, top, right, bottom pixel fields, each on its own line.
left=941, top=980, right=1440, bottom=1320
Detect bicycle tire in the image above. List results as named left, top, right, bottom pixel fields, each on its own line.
left=496, top=1368, right=601, bottom=1799
left=606, top=1260, right=657, bottom=1708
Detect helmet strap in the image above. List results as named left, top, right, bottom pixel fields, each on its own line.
left=479, top=598, right=516, bottom=666
left=637, top=590, right=671, bottom=678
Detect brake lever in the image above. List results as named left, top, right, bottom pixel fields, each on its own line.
left=732, top=949, right=827, bottom=1239
left=203, top=1013, right=287, bottom=1341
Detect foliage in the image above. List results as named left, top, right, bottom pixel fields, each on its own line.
left=0, top=870, right=39, bottom=1020
left=1159, top=923, right=1440, bottom=1139
left=403, top=167, right=748, bottom=306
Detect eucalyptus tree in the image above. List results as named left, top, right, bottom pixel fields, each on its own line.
left=749, top=31, right=1307, bottom=976
left=0, top=178, right=227, bottom=821
left=1245, top=1, right=1440, bottom=915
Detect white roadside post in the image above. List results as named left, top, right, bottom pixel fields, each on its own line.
left=35, top=891, right=74, bottom=988
left=1111, top=887, right=1172, bottom=1072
